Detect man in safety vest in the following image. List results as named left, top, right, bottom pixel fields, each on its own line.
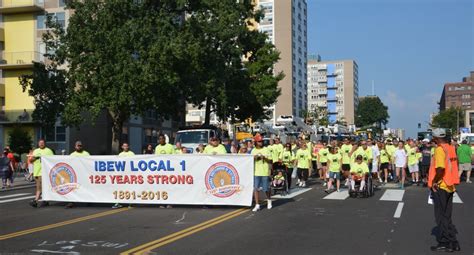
left=428, top=128, right=460, bottom=252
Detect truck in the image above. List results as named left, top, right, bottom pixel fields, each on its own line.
left=174, top=126, right=223, bottom=153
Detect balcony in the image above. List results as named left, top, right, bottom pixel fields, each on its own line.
left=0, top=109, right=35, bottom=124
left=0, top=0, right=44, bottom=14
left=0, top=51, right=43, bottom=69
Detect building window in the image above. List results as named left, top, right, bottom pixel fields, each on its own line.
left=37, top=15, right=45, bottom=29
left=45, top=126, right=66, bottom=142
left=59, top=0, right=66, bottom=7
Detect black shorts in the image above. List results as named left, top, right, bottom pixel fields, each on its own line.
left=420, top=165, right=429, bottom=176
left=380, top=163, right=389, bottom=170
left=321, top=162, right=327, bottom=167
left=342, top=164, right=350, bottom=171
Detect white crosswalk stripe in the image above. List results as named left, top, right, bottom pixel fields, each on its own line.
left=323, top=190, right=349, bottom=200
left=0, top=193, right=34, bottom=204
left=379, top=189, right=405, bottom=201
left=453, top=192, right=463, bottom=204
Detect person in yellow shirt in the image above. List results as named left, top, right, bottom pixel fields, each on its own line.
left=407, top=140, right=420, bottom=184
left=203, top=137, right=227, bottom=155
left=350, top=155, right=369, bottom=192
left=378, top=142, right=390, bottom=184
left=318, top=142, right=329, bottom=186
left=251, top=134, right=272, bottom=212
left=66, top=141, right=91, bottom=209
left=281, top=143, right=295, bottom=189
left=29, top=139, right=54, bottom=208
left=271, top=137, right=284, bottom=170
left=385, top=139, right=397, bottom=181
left=326, top=146, right=342, bottom=193
left=295, top=142, right=312, bottom=188
left=429, top=128, right=460, bottom=252
left=155, top=134, right=174, bottom=155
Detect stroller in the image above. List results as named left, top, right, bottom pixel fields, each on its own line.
left=271, top=167, right=289, bottom=196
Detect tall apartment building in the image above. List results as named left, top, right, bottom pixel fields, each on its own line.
left=255, top=0, right=308, bottom=121
left=0, top=0, right=181, bottom=154
left=307, top=58, right=359, bottom=125
left=439, top=71, right=474, bottom=111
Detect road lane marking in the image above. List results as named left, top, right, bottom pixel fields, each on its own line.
left=0, top=195, right=36, bottom=204
left=0, top=193, right=31, bottom=199
left=453, top=192, right=463, bottom=204
left=380, top=189, right=405, bottom=201
left=272, top=187, right=312, bottom=199
left=393, top=202, right=404, bottom=218
left=0, top=207, right=131, bottom=240
left=323, top=190, right=349, bottom=200
left=121, top=208, right=249, bottom=255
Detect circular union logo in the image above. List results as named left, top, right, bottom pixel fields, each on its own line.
left=49, top=163, right=78, bottom=195
left=205, top=162, right=240, bottom=198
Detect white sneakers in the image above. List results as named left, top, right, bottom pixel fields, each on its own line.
left=252, top=200, right=272, bottom=212
left=252, top=204, right=261, bottom=212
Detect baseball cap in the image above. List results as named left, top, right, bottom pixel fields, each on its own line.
left=432, top=128, right=446, bottom=138
left=254, top=134, right=263, bottom=142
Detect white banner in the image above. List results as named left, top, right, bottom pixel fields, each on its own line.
left=41, top=155, right=254, bottom=206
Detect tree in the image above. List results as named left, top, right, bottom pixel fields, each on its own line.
left=181, top=0, right=283, bottom=124
left=21, top=0, right=191, bottom=153
left=431, top=107, right=464, bottom=134
left=355, top=96, right=389, bottom=129
left=8, top=126, right=33, bottom=155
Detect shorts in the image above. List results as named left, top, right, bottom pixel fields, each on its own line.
left=317, top=162, right=322, bottom=169
left=408, top=164, right=419, bottom=173
left=35, top=176, right=42, bottom=192
left=420, top=165, right=429, bottom=176
left=329, top=171, right=341, bottom=180
left=342, top=164, right=350, bottom=171
left=380, top=163, right=389, bottom=170
left=254, top=176, right=269, bottom=192
left=459, top=163, right=471, bottom=172
left=321, top=162, right=327, bottom=167
left=371, top=161, right=378, bottom=173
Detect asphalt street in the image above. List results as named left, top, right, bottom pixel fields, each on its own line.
left=0, top=177, right=472, bottom=255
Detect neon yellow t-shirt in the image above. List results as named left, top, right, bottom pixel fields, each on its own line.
left=340, top=144, right=353, bottom=164
left=350, top=162, right=369, bottom=176
left=271, top=143, right=284, bottom=162
left=118, top=151, right=135, bottom=157
left=318, top=148, right=329, bottom=163
left=407, top=147, right=418, bottom=166
left=379, top=149, right=389, bottom=164
left=327, top=152, right=342, bottom=172
left=281, top=150, right=294, bottom=167
left=252, top=147, right=270, bottom=176
left=296, top=149, right=311, bottom=169
left=155, top=144, right=174, bottom=155
left=33, top=147, right=54, bottom=177
left=70, top=150, right=90, bottom=157
left=386, top=144, right=397, bottom=162
left=203, top=144, right=227, bottom=155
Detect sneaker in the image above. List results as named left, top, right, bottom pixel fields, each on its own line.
left=267, top=200, right=272, bottom=209
left=336, top=189, right=340, bottom=192
left=29, top=200, right=38, bottom=208
left=384, top=180, right=388, bottom=184
left=378, top=178, right=383, bottom=183
left=112, top=203, right=123, bottom=209
left=466, top=180, right=472, bottom=183
left=323, top=182, right=327, bottom=187
left=302, top=182, right=306, bottom=188
left=252, top=204, right=260, bottom=212
left=451, top=241, right=461, bottom=251
left=400, top=183, right=404, bottom=190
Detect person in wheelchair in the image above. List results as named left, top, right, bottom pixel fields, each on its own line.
left=350, top=155, right=370, bottom=192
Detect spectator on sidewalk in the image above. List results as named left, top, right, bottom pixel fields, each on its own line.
left=1, top=148, right=14, bottom=189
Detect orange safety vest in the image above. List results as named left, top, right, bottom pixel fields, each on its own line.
left=428, top=143, right=460, bottom=187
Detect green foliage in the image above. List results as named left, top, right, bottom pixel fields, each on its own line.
left=431, top=107, right=464, bottom=133
left=19, top=0, right=282, bottom=152
left=355, top=97, right=389, bottom=128
left=8, top=127, right=32, bottom=155
left=181, top=0, right=282, bottom=124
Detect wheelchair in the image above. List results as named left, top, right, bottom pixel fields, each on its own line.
left=348, top=173, right=374, bottom=198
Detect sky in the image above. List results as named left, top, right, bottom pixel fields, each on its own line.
left=307, top=0, right=474, bottom=138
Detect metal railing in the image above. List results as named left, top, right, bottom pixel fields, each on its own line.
left=0, top=51, right=43, bottom=65
left=1, top=0, right=44, bottom=8
left=0, top=109, right=34, bottom=123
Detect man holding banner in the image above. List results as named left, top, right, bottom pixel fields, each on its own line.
left=65, top=141, right=90, bottom=209
left=29, top=139, right=54, bottom=208
left=251, top=134, right=272, bottom=212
